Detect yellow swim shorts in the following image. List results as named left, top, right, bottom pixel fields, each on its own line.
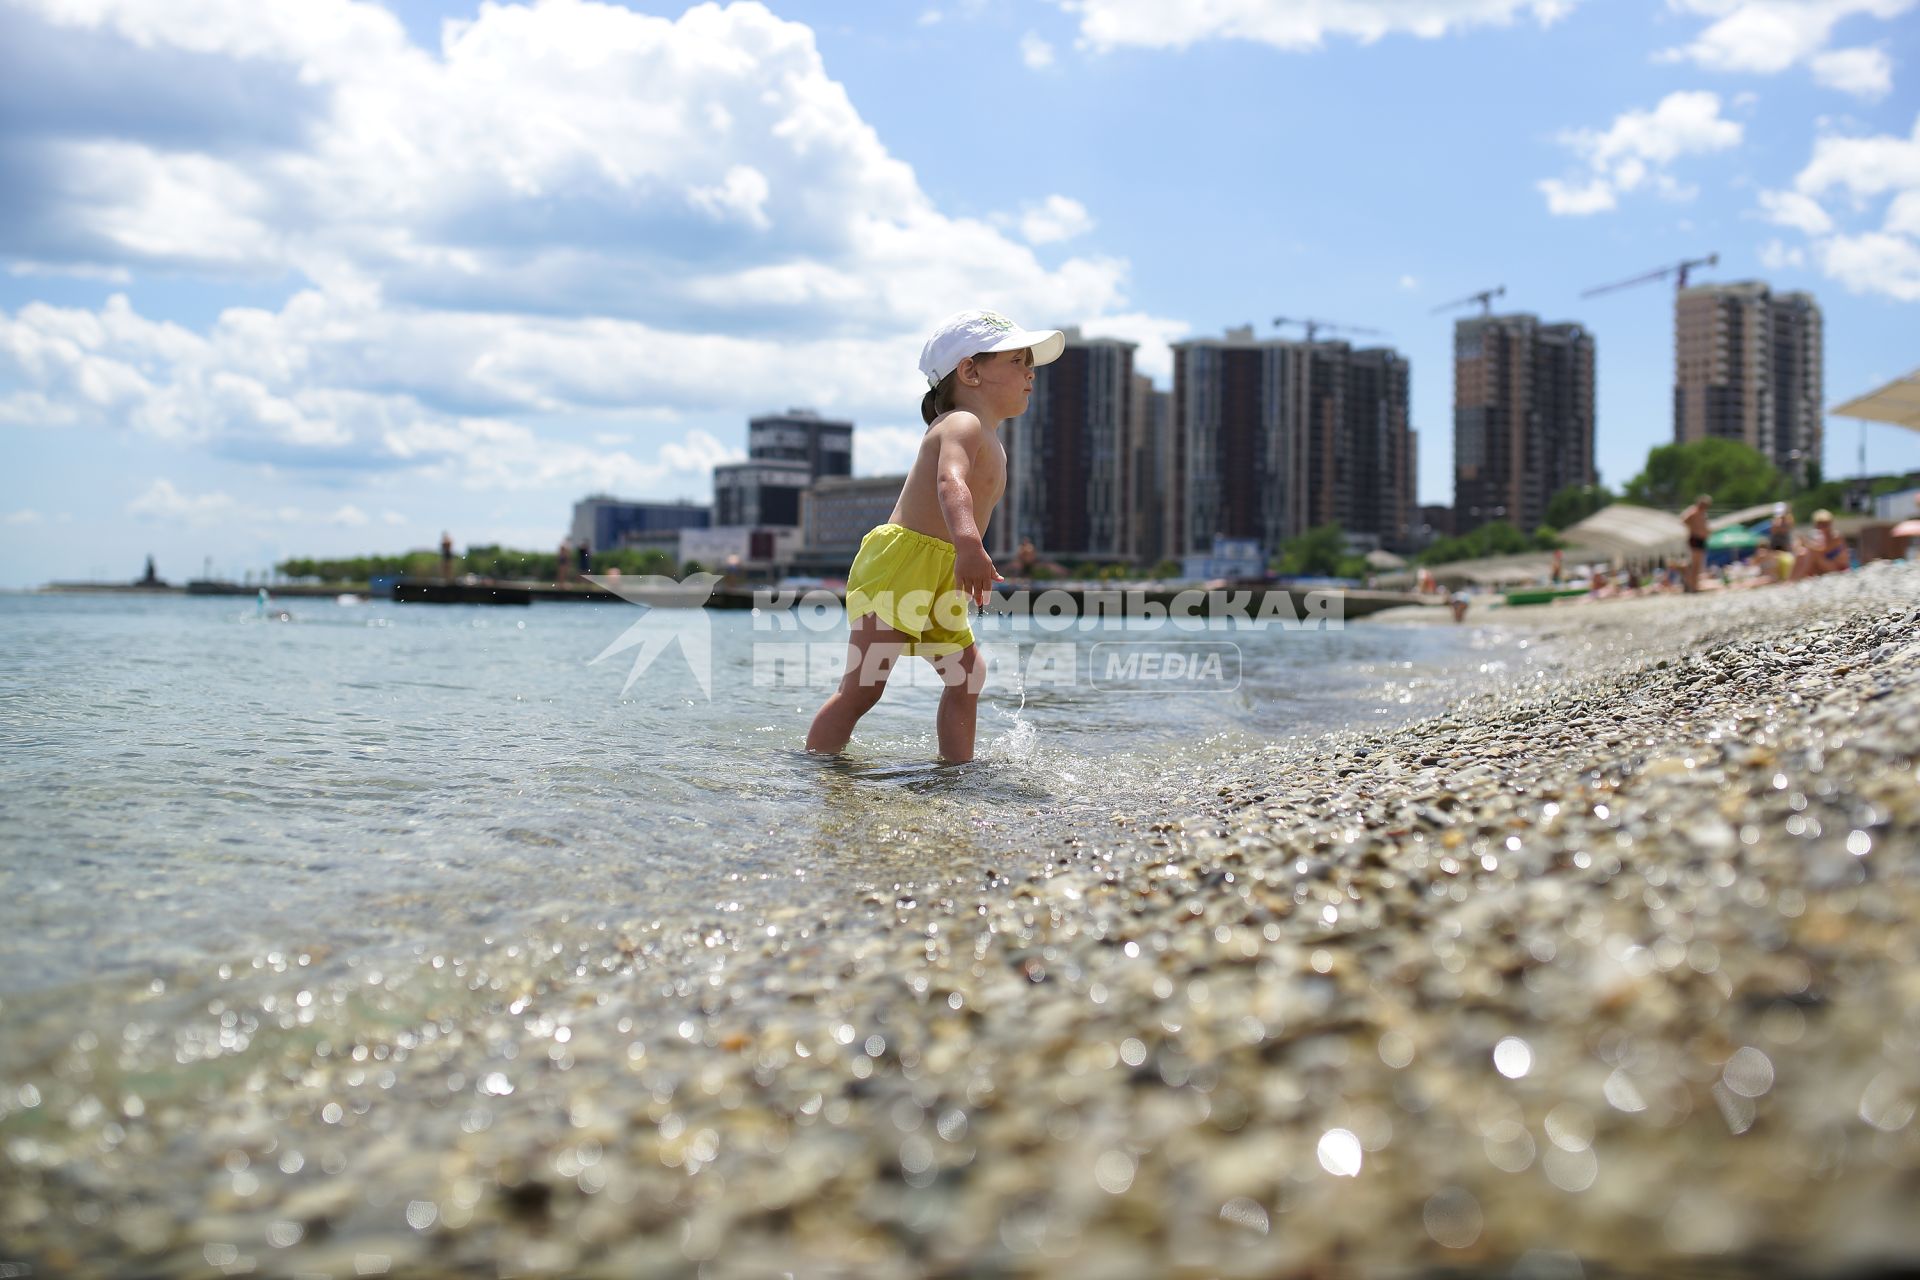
left=844, top=523, right=976, bottom=657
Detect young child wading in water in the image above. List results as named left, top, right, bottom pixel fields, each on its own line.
left=805, top=310, right=1064, bottom=763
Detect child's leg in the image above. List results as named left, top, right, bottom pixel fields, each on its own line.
left=806, top=614, right=909, bottom=754
left=929, top=643, right=987, bottom=764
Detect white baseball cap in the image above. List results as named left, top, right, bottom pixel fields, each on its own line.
left=918, top=310, right=1066, bottom=387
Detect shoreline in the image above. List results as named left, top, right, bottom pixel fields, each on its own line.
left=4, top=564, right=1918, bottom=1275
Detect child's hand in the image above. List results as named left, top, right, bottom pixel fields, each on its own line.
left=954, top=539, right=998, bottom=607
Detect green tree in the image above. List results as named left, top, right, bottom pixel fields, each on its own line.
left=1624, top=440, right=1784, bottom=510
left=1274, top=524, right=1348, bottom=577
left=593, top=547, right=676, bottom=577
left=1151, top=558, right=1181, bottom=579
left=1543, top=483, right=1614, bottom=530
left=276, top=553, right=414, bottom=583
left=1414, top=520, right=1541, bottom=566
left=1791, top=481, right=1847, bottom=522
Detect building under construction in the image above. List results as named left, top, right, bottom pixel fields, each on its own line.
left=1452, top=313, right=1595, bottom=535
left=1172, top=325, right=1414, bottom=556
left=1674, top=281, right=1823, bottom=485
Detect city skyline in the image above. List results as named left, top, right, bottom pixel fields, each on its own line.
left=3, top=0, right=1917, bottom=587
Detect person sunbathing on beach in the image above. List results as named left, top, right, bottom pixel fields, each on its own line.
left=805, top=310, right=1064, bottom=764
left=1791, top=509, right=1850, bottom=581
left=1767, top=502, right=1795, bottom=582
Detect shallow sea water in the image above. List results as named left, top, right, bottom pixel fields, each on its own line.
left=0, top=592, right=1505, bottom=1000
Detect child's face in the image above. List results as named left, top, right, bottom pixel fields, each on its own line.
left=966, top=347, right=1035, bottom=418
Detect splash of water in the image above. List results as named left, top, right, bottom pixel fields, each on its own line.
left=979, top=642, right=1038, bottom=767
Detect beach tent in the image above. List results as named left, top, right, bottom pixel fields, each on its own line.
left=1364, top=548, right=1407, bottom=570
left=1710, top=503, right=1779, bottom=532
left=1833, top=368, right=1920, bottom=430
left=1561, top=503, right=1689, bottom=560
left=1390, top=549, right=1607, bottom=590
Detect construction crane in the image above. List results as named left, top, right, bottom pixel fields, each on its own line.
left=1431, top=285, right=1505, bottom=316
left=1581, top=252, right=1719, bottom=299
left=1273, top=316, right=1383, bottom=343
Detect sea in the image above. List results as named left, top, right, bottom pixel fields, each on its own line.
left=0, top=591, right=1532, bottom=1003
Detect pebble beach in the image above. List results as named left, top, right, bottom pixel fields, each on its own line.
left=4, top=563, right=1919, bottom=1277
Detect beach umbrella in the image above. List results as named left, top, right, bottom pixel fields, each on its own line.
left=1893, top=519, right=1920, bottom=538
left=1706, top=525, right=1765, bottom=550
left=1833, top=369, right=1920, bottom=430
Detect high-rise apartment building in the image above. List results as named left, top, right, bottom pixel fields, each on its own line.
left=1128, top=373, right=1175, bottom=564
left=1674, top=281, right=1822, bottom=484
left=1452, top=314, right=1595, bottom=533
left=1344, top=347, right=1416, bottom=548
left=714, top=408, right=856, bottom=532
left=1172, top=326, right=1414, bottom=556
left=714, top=460, right=810, bottom=527
left=997, top=329, right=1136, bottom=561
left=747, top=409, right=853, bottom=479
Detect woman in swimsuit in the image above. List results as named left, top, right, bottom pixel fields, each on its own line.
left=1791, top=510, right=1849, bottom=581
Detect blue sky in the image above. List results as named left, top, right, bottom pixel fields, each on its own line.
left=2, top=0, right=1917, bottom=587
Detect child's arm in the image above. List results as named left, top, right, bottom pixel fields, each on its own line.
left=935, top=414, right=998, bottom=605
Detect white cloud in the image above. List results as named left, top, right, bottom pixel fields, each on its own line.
left=1818, top=231, right=1920, bottom=299
left=1073, top=311, right=1194, bottom=383
left=1758, top=113, right=1920, bottom=301
left=1759, top=237, right=1807, bottom=267
left=0, top=0, right=1184, bottom=495
left=1062, top=0, right=1579, bottom=51
left=1793, top=114, right=1920, bottom=201
left=1399, top=274, right=1420, bottom=290
left=1811, top=45, right=1893, bottom=97
left=1540, top=176, right=1618, bottom=215
left=1661, top=1, right=1911, bottom=95
left=1, top=0, right=1167, bottom=357
left=381, top=510, right=408, bottom=526
left=1888, top=191, right=1920, bottom=236
left=124, top=480, right=435, bottom=532
left=855, top=426, right=927, bottom=477
left=1759, top=188, right=1835, bottom=233
left=1019, top=195, right=1095, bottom=245
left=7, top=261, right=132, bottom=285
left=1020, top=31, right=1056, bottom=68
left=1538, top=91, right=1742, bottom=216
left=657, top=428, right=742, bottom=476
left=3, top=509, right=43, bottom=526
left=688, top=165, right=773, bottom=232
left=127, top=478, right=237, bottom=524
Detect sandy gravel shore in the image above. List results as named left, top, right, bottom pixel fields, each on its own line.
left=4, top=563, right=1918, bottom=1277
